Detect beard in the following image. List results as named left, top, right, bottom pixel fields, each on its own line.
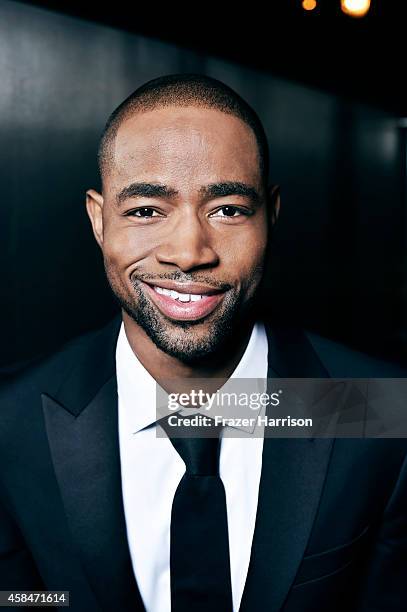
left=104, top=266, right=259, bottom=365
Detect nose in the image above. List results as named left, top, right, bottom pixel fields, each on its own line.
left=154, top=210, right=219, bottom=272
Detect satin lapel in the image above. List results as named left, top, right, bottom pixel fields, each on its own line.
left=240, top=323, right=335, bottom=612
left=41, top=315, right=145, bottom=612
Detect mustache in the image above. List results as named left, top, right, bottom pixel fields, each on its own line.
left=130, top=270, right=233, bottom=292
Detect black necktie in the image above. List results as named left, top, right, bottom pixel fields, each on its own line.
left=160, top=415, right=234, bottom=612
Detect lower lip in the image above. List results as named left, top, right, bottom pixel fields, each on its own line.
left=142, top=282, right=225, bottom=322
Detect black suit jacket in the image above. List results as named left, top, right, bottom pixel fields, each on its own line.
left=0, top=314, right=406, bottom=611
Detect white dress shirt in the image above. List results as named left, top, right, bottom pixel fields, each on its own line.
left=116, top=320, right=269, bottom=612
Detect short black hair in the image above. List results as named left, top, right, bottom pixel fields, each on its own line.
left=98, top=73, right=270, bottom=187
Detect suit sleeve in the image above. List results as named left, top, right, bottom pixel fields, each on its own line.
left=0, top=493, right=45, bottom=590
left=356, top=451, right=407, bottom=611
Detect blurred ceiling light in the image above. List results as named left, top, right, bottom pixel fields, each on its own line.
left=341, top=0, right=371, bottom=17
left=302, top=0, right=317, bottom=10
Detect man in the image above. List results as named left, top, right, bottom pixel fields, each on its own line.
left=0, top=74, right=406, bottom=612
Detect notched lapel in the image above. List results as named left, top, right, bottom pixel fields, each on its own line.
left=42, top=375, right=145, bottom=612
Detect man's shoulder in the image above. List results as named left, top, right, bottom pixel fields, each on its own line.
left=262, top=318, right=407, bottom=378
left=0, top=314, right=121, bottom=454
left=0, top=314, right=122, bottom=402
left=304, top=329, right=407, bottom=378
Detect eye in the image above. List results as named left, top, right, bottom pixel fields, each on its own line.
left=126, top=207, right=161, bottom=218
left=210, top=206, right=248, bottom=218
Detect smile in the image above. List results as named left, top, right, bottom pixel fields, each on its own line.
left=141, top=281, right=226, bottom=322
left=154, top=286, right=205, bottom=302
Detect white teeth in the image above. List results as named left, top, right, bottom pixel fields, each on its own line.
left=178, top=293, right=190, bottom=302
left=153, top=286, right=204, bottom=302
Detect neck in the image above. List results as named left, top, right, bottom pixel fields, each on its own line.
left=122, top=310, right=255, bottom=385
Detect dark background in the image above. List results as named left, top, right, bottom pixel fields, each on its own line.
left=1, top=0, right=406, bottom=369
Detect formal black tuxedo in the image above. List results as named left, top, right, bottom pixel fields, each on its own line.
left=0, top=314, right=406, bottom=611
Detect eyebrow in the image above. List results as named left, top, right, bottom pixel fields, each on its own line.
left=116, top=181, right=261, bottom=206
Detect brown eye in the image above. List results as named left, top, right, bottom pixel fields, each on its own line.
left=211, top=206, right=243, bottom=218
left=136, top=208, right=156, bottom=217
left=128, top=208, right=159, bottom=217
left=220, top=206, right=239, bottom=217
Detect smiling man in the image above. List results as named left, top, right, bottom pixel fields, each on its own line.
left=87, top=84, right=273, bottom=377
left=0, top=74, right=406, bottom=612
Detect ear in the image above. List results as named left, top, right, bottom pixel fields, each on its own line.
left=268, top=184, right=280, bottom=226
left=86, top=189, right=104, bottom=249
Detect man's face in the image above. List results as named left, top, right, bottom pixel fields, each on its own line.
left=87, top=105, right=272, bottom=363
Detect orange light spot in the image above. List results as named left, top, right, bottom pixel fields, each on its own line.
left=302, top=0, right=317, bottom=10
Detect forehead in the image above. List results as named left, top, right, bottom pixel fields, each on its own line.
left=109, top=105, right=261, bottom=188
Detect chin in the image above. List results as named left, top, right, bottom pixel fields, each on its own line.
left=152, top=323, right=231, bottom=361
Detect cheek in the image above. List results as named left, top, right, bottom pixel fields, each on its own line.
left=102, top=223, right=152, bottom=271
left=217, top=225, right=268, bottom=281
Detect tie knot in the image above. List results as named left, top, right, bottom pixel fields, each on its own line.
left=160, top=413, right=222, bottom=476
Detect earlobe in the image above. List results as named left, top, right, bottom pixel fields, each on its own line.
left=86, top=189, right=104, bottom=248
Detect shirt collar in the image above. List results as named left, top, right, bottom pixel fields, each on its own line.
left=116, top=319, right=269, bottom=435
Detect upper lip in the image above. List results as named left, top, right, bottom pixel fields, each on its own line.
left=141, top=279, right=225, bottom=296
